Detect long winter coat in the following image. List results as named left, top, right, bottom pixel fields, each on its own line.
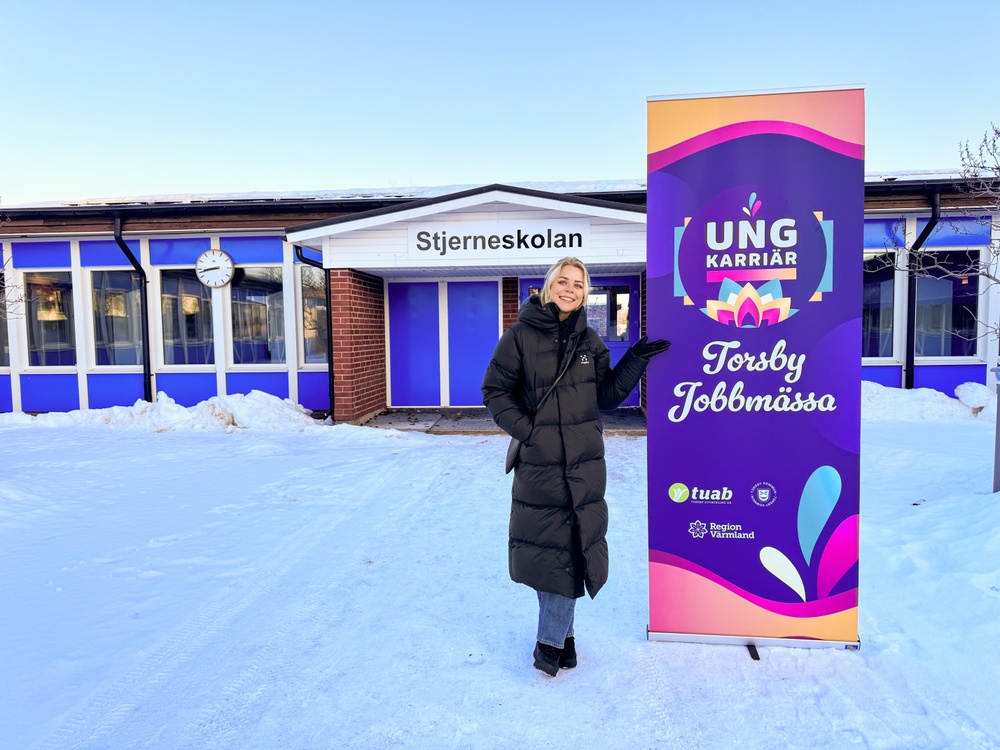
left=481, top=296, right=648, bottom=599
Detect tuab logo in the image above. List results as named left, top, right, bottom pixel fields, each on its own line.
left=669, top=482, right=732, bottom=504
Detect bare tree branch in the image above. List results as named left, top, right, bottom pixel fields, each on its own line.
left=868, top=125, right=1000, bottom=343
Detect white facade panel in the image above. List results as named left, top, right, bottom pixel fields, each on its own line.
left=322, top=209, right=645, bottom=270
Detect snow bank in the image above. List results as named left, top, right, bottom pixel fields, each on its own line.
left=0, top=390, right=320, bottom=432
left=861, top=380, right=987, bottom=422
left=1, top=382, right=995, bottom=430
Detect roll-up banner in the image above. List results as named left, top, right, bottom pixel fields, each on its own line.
left=646, top=87, right=864, bottom=649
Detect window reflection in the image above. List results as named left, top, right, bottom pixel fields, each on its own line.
left=0, top=270, right=9, bottom=367
left=527, top=283, right=631, bottom=342
left=161, top=270, right=214, bottom=365
left=26, top=272, right=76, bottom=366
left=915, top=250, right=979, bottom=357
left=587, top=286, right=630, bottom=342
left=93, top=271, right=143, bottom=365
left=587, top=291, right=610, bottom=337
left=301, top=266, right=328, bottom=364
left=232, top=267, right=285, bottom=364
left=863, top=251, right=895, bottom=358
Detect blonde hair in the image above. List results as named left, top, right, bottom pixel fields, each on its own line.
left=539, top=257, right=591, bottom=307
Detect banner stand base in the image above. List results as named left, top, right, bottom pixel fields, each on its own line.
left=647, top=629, right=861, bottom=652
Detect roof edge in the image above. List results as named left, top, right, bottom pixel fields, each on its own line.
left=283, top=183, right=646, bottom=238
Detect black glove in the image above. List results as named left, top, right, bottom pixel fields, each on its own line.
left=631, top=336, right=671, bottom=360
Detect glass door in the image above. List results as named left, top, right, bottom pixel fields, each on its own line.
left=520, top=275, right=641, bottom=406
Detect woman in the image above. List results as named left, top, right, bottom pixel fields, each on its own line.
left=481, top=257, right=670, bottom=677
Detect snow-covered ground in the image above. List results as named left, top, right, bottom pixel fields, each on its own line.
left=2, top=385, right=998, bottom=749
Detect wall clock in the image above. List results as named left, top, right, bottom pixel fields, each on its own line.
left=195, top=249, right=235, bottom=288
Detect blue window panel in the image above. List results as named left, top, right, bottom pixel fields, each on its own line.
left=88, top=373, right=144, bottom=408
left=226, top=372, right=289, bottom=399
left=298, top=371, right=329, bottom=411
left=388, top=282, right=440, bottom=406
left=862, top=365, right=902, bottom=388
left=447, top=281, right=498, bottom=407
left=0, top=375, right=12, bottom=412
left=12, top=241, right=71, bottom=269
left=20, top=374, right=79, bottom=412
left=863, top=219, right=904, bottom=249
left=917, top=216, right=991, bottom=247
left=150, top=237, right=211, bottom=265
left=220, top=236, right=284, bottom=263
left=156, top=372, right=217, bottom=406
left=913, top=364, right=987, bottom=396
left=80, top=239, right=140, bottom=267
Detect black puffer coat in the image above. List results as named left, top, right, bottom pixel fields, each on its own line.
left=481, top=296, right=648, bottom=599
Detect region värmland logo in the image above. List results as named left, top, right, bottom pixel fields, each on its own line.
left=673, top=191, right=834, bottom=327
left=688, top=520, right=708, bottom=539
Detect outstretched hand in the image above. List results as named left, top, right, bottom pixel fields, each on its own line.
left=631, top=336, right=671, bottom=360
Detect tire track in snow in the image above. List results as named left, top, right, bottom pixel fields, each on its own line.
left=176, top=451, right=469, bottom=749
left=31, top=450, right=425, bottom=750
left=176, top=444, right=496, bottom=749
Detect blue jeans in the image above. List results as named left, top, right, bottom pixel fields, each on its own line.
left=536, top=590, right=575, bottom=648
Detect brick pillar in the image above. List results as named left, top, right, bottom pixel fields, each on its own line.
left=329, top=269, right=386, bottom=422
left=502, top=277, right=519, bottom=330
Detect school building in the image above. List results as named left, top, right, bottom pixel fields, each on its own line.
left=1, top=174, right=996, bottom=419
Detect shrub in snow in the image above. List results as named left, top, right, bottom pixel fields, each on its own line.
left=955, top=381, right=994, bottom=416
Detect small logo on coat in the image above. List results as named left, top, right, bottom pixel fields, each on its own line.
left=579, top=353, right=590, bottom=365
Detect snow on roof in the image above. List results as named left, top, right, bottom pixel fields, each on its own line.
left=3, top=171, right=975, bottom=210
left=2, top=180, right=649, bottom=210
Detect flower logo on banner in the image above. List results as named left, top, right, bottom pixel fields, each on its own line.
left=704, top=278, right=793, bottom=327
left=673, top=191, right=834, bottom=327
left=688, top=520, right=709, bottom=539
left=758, top=466, right=859, bottom=601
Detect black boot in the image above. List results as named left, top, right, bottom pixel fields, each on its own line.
left=559, top=636, right=577, bottom=669
left=533, top=641, right=561, bottom=677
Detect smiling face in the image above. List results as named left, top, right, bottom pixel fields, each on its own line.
left=548, top=263, right=586, bottom=320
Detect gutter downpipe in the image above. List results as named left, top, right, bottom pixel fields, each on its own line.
left=904, top=190, right=940, bottom=389
left=294, top=245, right=335, bottom=421
left=113, top=215, right=153, bottom=402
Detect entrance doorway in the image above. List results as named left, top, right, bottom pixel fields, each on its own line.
left=387, top=280, right=499, bottom=407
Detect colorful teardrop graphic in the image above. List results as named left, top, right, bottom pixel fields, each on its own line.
left=816, top=514, right=859, bottom=598
left=760, top=546, right=806, bottom=601
left=798, top=466, right=842, bottom=565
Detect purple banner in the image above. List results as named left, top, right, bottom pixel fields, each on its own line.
left=646, top=89, right=863, bottom=645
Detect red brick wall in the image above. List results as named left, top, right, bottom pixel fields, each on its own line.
left=502, top=277, right=519, bottom=330
left=329, top=269, right=386, bottom=422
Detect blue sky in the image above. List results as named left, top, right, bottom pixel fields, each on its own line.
left=2, top=0, right=997, bottom=204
